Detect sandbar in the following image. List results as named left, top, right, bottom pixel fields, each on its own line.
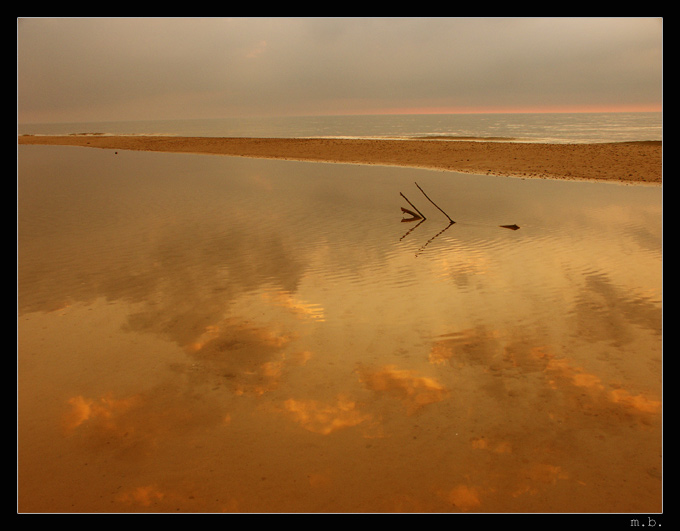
left=18, top=135, right=662, bottom=185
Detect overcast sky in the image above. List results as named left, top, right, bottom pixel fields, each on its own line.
left=17, top=17, right=663, bottom=123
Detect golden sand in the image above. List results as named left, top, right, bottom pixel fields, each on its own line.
left=18, top=135, right=662, bottom=184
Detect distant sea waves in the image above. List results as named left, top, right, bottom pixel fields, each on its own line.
left=18, top=112, right=662, bottom=144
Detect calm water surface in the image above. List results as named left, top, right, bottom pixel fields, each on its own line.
left=17, top=146, right=662, bottom=513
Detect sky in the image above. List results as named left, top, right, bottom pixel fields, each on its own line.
left=17, top=17, right=663, bottom=124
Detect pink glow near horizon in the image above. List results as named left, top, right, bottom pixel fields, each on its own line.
left=323, top=103, right=663, bottom=116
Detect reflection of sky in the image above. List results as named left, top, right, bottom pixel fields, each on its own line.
left=18, top=146, right=662, bottom=512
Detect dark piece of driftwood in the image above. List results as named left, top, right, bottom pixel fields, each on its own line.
left=414, top=182, right=455, bottom=224
left=400, top=192, right=426, bottom=220
left=500, top=224, right=520, bottom=230
left=401, top=207, right=422, bottom=222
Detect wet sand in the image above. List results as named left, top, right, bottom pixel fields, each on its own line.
left=18, top=135, right=662, bottom=184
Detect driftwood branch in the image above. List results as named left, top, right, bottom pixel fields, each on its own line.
left=400, top=192, right=426, bottom=220
left=398, top=183, right=518, bottom=240
left=401, top=207, right=422, bottom=222
left=414, top=182, right=455, bottom=224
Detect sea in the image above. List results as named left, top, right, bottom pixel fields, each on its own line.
left=18, top=111, right=662, bottom=144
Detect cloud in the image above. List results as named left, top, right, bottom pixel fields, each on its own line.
left=17, top=17, right=663, bottom=122
left=284, top=395, right=371, bottom=434
left=356, top=364, right=448, bottom=414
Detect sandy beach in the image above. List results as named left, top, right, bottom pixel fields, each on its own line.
left=18, top=135, right=662, bottom=185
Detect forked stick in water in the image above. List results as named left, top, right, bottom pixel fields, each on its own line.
left=414, top=182, right=454, bottom=224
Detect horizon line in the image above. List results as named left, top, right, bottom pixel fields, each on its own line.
left=18, top=104, right=662, bottom=125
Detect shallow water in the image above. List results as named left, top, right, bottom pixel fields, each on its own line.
left=17, top=145, right=662, bottom=513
